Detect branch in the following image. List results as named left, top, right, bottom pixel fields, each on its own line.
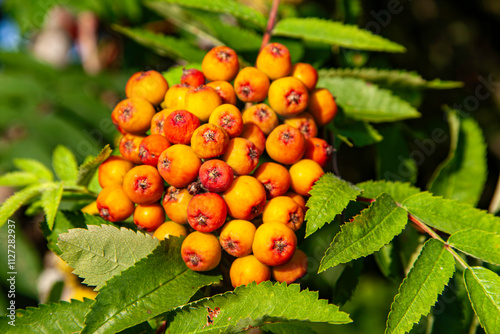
left=260, top=0, right=280, bottom=51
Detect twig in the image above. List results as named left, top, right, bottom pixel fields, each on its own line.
left=260, top=0, right=281, bottom=51
left=488, top=170, right=500, bottom=214
left=330, top=131, right=340, bottom=176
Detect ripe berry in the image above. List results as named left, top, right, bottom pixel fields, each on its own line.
left=119, top=133, right=146, bottom=164
left=153, top=221, right=188, bottom=240
left=133, top=202, right=165, bottom=232
left=308, top=88, right=337, bottom=126
left=262, top=196, right=304, bottom=231
left=219, top=220, right=256, bottom=257
left=163, top=84, right=190, bottom=109
left=206, top=80, right=237, bottom=105
left=252, top=222, right=297, bottom=267
left=222, top=138, right=260, bottom=176
left=229, top=255, right=271, bottom=288
left=139, top=134, right=171, bottom=166
left=291, top=63, right=318, bottom=91
left=112, top=98, right=156, bottom=135
left=125, top=70, right=169, bottom=106
left=191, top=123, right=230, bottom=159
left=272, top=249, right=308, bottom=283
left=162, top=186, right=193, bottom=224
left=222, top=175, right=266, bottom=220
left=266, top=124, right=306, bottom=165
left=283, top=112, right=318, bottom=139
left=150, top=109, right=174, bottom=136
left=234, top=67, right=270, bottom=103
left=202, top=46, right=239, bottom=82
left=185, top=85, right=222, bottom=122
left=97, top=185, right=135, bottom=222
left=98, top=156, right=134, bottom=188
left=268, top=76, right=309, bottom=117
left=199, top=159, right=234, bottom=193
left=242, top=103, right=279, bottom=136
left=123, top=165, right=164, bottom=205
left=181, top=231, right=221, bottom=271
left=187, top=193, right=227, bottom=233
left=256, top=42, right=292, bottom=80
left=240, top=123, right=266, bottom=155
left=158, top=144, right=201, bottom=188
left=289, top=159, right=325, bottom=196
left=208, top=104, right=244, bottom=139
left=253, top=162, right=291, bottom=199
left=181, top=68, right=205, bottom=87
left=164, top=109, right=200, bottom=145
left=304, top=137, right=333, bottom=168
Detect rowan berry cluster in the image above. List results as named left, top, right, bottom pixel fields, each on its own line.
left=96, top=43, right=337, bottom=287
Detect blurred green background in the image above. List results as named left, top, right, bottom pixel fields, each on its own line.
left=0, top=0, right=498, bottom=333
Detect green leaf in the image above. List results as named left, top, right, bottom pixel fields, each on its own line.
left=402, top=192, right=500, bottom=235
left=376, top=125, right=417, bottom=184
left=76, top=145, right=112, bottom=187
left=318, top=68, right=463, bottom=90
left=305, top=173, right=361, bottom=237
left=41, top=182, right=63, bottom=230
left=113, top=25, right=206, bottom=62
left=273, top=18, right=405, bottom=53
left=13, top=158, right=53, bottom=181
left=448, top=230, right=500, bottom=265
left=165, top=281, right=351, bottom=333
left=52, top=145, right=78, bottom=183
left=386, top=239, right=455, bottom=334
left=335, top=121, right=383, bottom=147
left=58, top=224, right=159, bottom=290
left=428, top=111, right=488, bottom=206
left=318, top=77, right=421, bottom=123
left=0, top=171, right=38, bottom=187
left=357, top=180, right=421, bottom=204
left=146, top=0, right=267, bottom=28
left=0, top=184, right=46, bottom=227
left=0, top=298, right=94, bottom=333
left=81, top=237, right=221, bottom=334
left=464, top=267, right=500, bottom=334
left=41, top=211, right=90, bottom=255
left=319, top=194, right=408, bottom=272
left=332, top=259, right=364, bottom=305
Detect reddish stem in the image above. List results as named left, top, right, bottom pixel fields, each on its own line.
left=260, top=0, right=281, bottom=51
left=356, top=196, right=376, bottom=204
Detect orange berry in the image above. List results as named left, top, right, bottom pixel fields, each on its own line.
left=184, top=85, right=222, bottom=122
left=272, top=249, right=308, bottom=283
left=268, top=76, right=309, bottom=117
left=191, top=124, right=230, bottom=159
left=208, top=104, right=244, bottom=138
left=187, top=193, right=227, bottom=233
left=283, top=112, right=318, bottom=139
left=262, top=196, right=304, bottom=231
left=234, top=67, right=270, bottom=103
left=199, top=159, right=234, bottom=193
left=202, top=46, right=240, bottom=82
left=123, top=165, right=165, bottom=205
left=229, top=255, right=271, bottom=288
left=125, top=70, right=169, bottom=106
left=266, top=124, right=306, bottom=165
left=139, top=134, right=171, bottom=166
left=256, top=42, right=292, bottom=80
left=222, top=138, right=260, bottom=176
left=219, top=220, right=256, bottom=257
left=181, top=231, right=221, bottom=271
left=133, top=202, right=165, bottom=232
left=181, top=68, right=205, bottom=87
left=164, top=109, right=200, bottom=145
left=97, top=185, right=135, bottom=222
left=252, top=222, right=297, bottom=267
left=289, top=159, right=325, bottom=196
left=162, top=186, right=193, bottom=224
left=111, top=98, right=156, bottom=135
left=242, top=103, right=279, bottom=136
left=240, top=123, right=266, bottom=155
left=206, top=81, right=237, bottom=105
left=119, top=133, right=146, bottom=164
left=98, top=156, right=134, bottom=188
left=291, top=63, right=318, bottom=91
left=285, top=191, right=307, bottom=212
left=308, top=88, right=338, bottom=126
left=222, top=175, right=266, bottom=220
left=157, top=144, right=201, bottom=188
left=163, top=84, right=190, bottom=110
left=253, top=162, right=291, bottom=199
left=150, top=108, right=175, bottom=136
left=153, top=221, right=188, bottom=240
left=304, top=137, right=333, bottom=168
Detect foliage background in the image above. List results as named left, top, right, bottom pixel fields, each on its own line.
left=0, top=0, right=499, bottom=333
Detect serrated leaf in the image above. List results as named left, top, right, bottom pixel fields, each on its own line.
left=318, top=77, right=421, bottom=123
left=165, top=281, right=351, bottom=333
left=41, top=182, right=63, bottom=230
left=448, top=230, right=500, bottom=265
left=0, top=184, right=46, bottom=227
left=76, top=145, right=112, bottom=187
left=357, top=180, right=421, bottom=205
left=428, top=111, right=487, bottom=206
left=0, top=298, right=94, bottom=333
left=305, top=173, right=361, bottom=237
left=464, top=267, right=500, bottom=334
left=376, top=125, right=417, bottom=184
left=146, top=0, right=267, bottom=28
left=52, top=145, right=78, bottom=183
left=336, top=121, right=383, bottom=147
left=273, top=18, right=405, bottom=53
left=386, top=239, right=455, bottom=334
left=41, top=211, right=87, bottom=255
left=319, top=194, right=407, bottom=272
left=318, top=68, right=463, bottom=90
left=0, top=171, right=38, bottom=187
left=402, top=192, right=500, bottom=235
left=81, top=237, right=221, bottom=334
left=113, top=25, right=206, bottom=62
left=13, top=158, right=53, bottom=181
left=58, top=225, right=159, bottom=290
